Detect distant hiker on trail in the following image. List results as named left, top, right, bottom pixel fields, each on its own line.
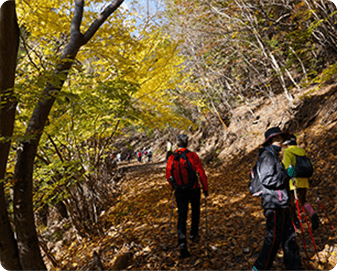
left=126, top=152, right=131, bottom=163
left=117, top=153, right=121, bottom=163
left=137, top=150, right=142, bottom=163
left=142, top=147, right=147, bottom=163
left=166, top=139, right=173, bottom=162
left=282, top=134, right=319, bottom=230
left=253, top=127, right=302, bottom=271
left=147, top=147, right=153, bottom=163
left=166, top=134, right=209, bottom=258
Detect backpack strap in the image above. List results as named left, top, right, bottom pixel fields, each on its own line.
left=170, top=151, right=180, bottom=183
left=173, top=151, right=184, bottom=184
left=265, top=146, right=283, bottom=164
left=180, top=150, right=197, bottom=184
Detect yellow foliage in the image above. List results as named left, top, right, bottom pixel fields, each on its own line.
left=15, top=0, right=200, bottom=138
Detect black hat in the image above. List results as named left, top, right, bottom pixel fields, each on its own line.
left=283, top=134, right=297, bottom=145
left=177, top=134, right=188, bottom=148
left=263, top=127, right=289, bottom=146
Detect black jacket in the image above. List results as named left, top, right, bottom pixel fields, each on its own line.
left=258, top=146, right=289, bottom=209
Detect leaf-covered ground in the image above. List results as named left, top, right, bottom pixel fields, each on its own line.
left=48, top=84, right=337, bottom=270
left=54, top=128, right=336, bottom=270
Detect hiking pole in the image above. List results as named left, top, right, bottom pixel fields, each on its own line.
left=165, top=191, right=175, bottom=251
left=291, top=173, right=321, bottom=263
left=291, top=220, right=298, bottom=232
left=204, top=195, right=209, bottom=260
left=310, top=189, right=335, bottom=231
left=292, top=177, right=311, bottom=269
left=299, top=199, right=322, bottom=264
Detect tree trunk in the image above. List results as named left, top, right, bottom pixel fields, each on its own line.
left=12, top=0, right=125, bottom=269
left=13, top=28, right=83, bottom=270
left=0, top=1, right=22, bottom=270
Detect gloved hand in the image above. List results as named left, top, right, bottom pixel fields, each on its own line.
left=204, top=190, right=209, bottom=197
left=287, top=166, right=296, bottom=178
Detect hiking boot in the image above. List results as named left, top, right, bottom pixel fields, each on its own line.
left=189, top=234, right=199, bottom=242
left=311, top=213, right=319, bottom=230
left=179, top=243, right=191, bottom=258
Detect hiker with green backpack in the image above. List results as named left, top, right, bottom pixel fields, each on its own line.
left=282, top=134, right=319, bottom=230
left=166, top=134, right=209, bottom=258
left=252, top=127, right=302, bottom=271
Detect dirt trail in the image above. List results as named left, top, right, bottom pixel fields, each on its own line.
left=56, top=144, right=337, bottom=270
left=93, top=147, right=337, bottom=270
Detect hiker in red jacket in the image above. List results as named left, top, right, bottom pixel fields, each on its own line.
left=166, top=134, right=209, bottom=258
left=137, top=150, right=142, bottom=163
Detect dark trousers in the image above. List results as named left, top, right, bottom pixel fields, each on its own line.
left=254, top=208, right=302, bottom=270
left=175, top=188, right=201, bottom=244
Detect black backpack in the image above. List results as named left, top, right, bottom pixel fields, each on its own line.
left=169, top=150, right=197, bottom=190
left=248, top=161, right=263, bottom=197
left=294, top=155, right=313, bottom=178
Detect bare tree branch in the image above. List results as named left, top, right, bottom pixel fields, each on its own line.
left=72, top=0, right=85, bottom=35
left=83, top=0, right=125, bottom=44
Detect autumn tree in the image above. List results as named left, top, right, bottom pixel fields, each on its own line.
left=30, top=27, right=191, bottom=239
left=0, top=0, right=193, bottom=268
left=0, top=0, right=126, bottom=269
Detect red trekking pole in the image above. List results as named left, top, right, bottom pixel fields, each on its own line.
left=299, top=200, right=321, bottom=263
left=289, top=172, right=321, bottom=263
left=310, top=189, right=335, bottom=231
left=291, top=177, right=311, bottom=269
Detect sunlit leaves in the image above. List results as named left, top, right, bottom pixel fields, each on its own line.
left=11, top=0, right=196, bottom=216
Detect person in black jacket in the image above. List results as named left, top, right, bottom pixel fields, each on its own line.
left=253, top=127, right=302, bottom=271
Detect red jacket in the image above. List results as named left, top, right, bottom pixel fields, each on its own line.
left=166, top=148, right=208, bottom=192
